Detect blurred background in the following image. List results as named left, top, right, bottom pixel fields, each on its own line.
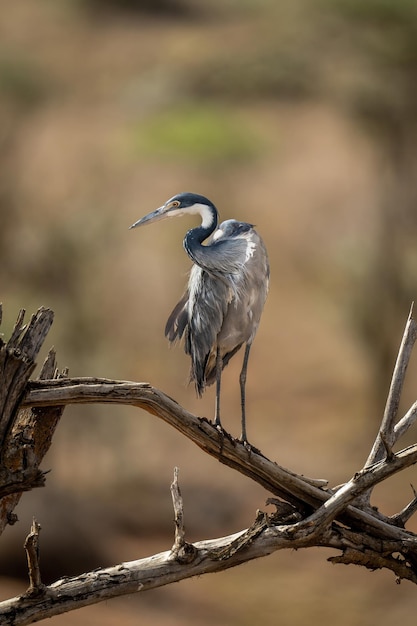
left=1, top=0, right=417, bottom=623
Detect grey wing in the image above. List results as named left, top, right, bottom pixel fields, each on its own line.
left=165, top=293, right=188, bottom=342
left=188, top=230, right=252, bottom=278
left=165, top=264, right=232, bottom=395
left=185, top=265, right=232, bottom=395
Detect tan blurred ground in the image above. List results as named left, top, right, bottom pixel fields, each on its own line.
left=1, top=1, right=417, bottom=624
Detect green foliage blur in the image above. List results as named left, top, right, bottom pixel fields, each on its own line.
left=131, top=104, right=261, bottom=163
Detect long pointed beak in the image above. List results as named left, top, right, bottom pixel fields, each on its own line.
left=129, top=206, right=168, bottom=229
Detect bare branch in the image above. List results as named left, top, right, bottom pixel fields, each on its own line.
left=0, top=521, right=319, bottom=625
left=170, top=467, right=185, bottom=551
left=390, top=484, right=417, bottom=527
left=394, top=401, right=417, bottom=442
left=365, top=305, right=417, bottom=468
left=24, top=518, right=45, bottom=597
left=289, top=444, right=417, bottom=542
left=169, top=467, right=197, bottom=563
left=2, top=304, right=417, bottom=625
left=20, top=377, right=417, bottom=544
left=23, top=378, right=328, bottom=510
left=0, top=500, right=416, bottom=625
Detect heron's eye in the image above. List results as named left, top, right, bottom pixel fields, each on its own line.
left=171, top=200, right=180, bottom=208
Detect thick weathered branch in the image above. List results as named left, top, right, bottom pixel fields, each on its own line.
left=2, top=305, right=417, bottom=625
left=0, top=308, right=64, bottom=534
left=23, top=377, right=327, bottom=510
left=20, top=378, right=417, bottom=544
left=0, top=518, right=410, bottom=626
left=1, top=489, right=417, bottom=626
left=0, top=525, right=320, bottom=625
left=0, top=307, right=54, bottom=446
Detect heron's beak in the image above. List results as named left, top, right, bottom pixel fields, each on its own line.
left=129, top=205, right=169, bottom=229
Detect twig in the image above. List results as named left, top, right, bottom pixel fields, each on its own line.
left=390, top=484, right=417, bottom=527
left=394, top=402, right=417, bottom=442
left=365, top=304, right=417, bottom=468
left=169, top=467, right=197, bottom=563
left=24, top=518, right=45, bottom=597
left=170, top=467, right=185, bottom=550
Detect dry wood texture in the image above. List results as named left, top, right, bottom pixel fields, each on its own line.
left=1, top=306, right=417, bottom=624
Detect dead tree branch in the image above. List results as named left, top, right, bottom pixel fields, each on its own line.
left=2, top=305, right=417, bottom=624
left=169, top=467, right=196, bottom=563
left=0, top=307, right=66, bottom=535
left=19, top=376, right=417, bottom=541
left=365, top=304, right=417, bottom=467
left=24, top=518, right=44, bottom=597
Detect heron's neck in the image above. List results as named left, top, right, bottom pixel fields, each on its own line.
left=183, top=204, right=218, bottom=266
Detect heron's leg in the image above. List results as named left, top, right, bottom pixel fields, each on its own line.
left=214, top=347, right=222, bottom=427
left=239, top=343, right=252, bottom=442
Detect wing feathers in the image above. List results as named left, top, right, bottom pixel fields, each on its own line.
left=165, top=223, right=269, bottom=397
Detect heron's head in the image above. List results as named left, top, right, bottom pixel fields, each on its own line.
left=130, top=192, right=217, bottom=230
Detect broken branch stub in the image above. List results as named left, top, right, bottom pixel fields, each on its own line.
left=0, top=308, right=66, bottom=535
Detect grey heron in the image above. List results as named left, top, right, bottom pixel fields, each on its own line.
left=130, top=192, right=269, bottom=443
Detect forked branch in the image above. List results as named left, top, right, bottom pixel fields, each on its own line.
left=365, top=303, right=417, bottom=467
left=1, top=306, right=417, bottom=625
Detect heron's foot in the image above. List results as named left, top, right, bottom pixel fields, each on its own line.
left=238, top=437, right=262, bottom=455
left=215, top=423, right=224, bottom=436
left=238, top=436, right=252, bottom=450
left=214, top=414, right=222, bottom=430
left=239, top=423, right=249, bottom=447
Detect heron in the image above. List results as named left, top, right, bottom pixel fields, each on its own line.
left=130, top=192, right=269, bottom=443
